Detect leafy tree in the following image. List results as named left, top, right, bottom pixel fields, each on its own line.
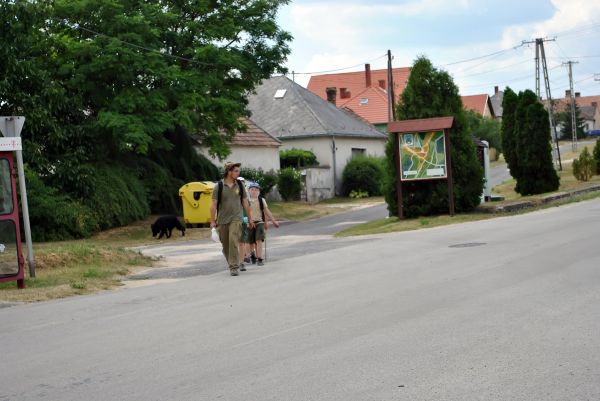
left=465, top=110, right=502, bottom=156
left=1, top=0, right=291, bottom=239
left=556, top=101, right=586, bottom=140
left=501, top=87, right=519, bottom=178
left=280, top=149, right=319, bottom=168
left=383, top=56, right=483, bottom=217
left=514, top=90, right=559, bottom=195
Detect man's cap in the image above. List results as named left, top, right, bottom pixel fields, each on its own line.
left=248, top=181, right=261, bottom=189
left=224, top=161, right=241, bottom=172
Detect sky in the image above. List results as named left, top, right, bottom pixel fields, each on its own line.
left=277, top=0, right=600, bottom=98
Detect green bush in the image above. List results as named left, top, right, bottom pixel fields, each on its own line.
left=277, top=167, right=303, bottom=201
left=132, top=158, right=183, bottom=214
left=342, top=155, right=384, bottom=196
left=240, top=167, right=278, bottom=195
left=572, top=147, right=596, bottom=181
left=349, top=190, right=369, bottom=199
left=24, top=167, right=98, bottom=241
left=593, top=139, right=600, bottom=174
left=280, top=148, right=318, bottom=168
left=83, top=165, right=150, bottom=230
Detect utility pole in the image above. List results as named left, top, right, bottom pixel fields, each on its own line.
left=523, top=38, right=562, bottom=170
left=387, top=50, right=396, bottom=122
left=563, top=61, right=579, bottom=151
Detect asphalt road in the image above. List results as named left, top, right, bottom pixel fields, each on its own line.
left=1, top=199, right=600, bottom=400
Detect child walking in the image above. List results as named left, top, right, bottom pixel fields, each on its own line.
left=247, top=182, right=279, bottom=265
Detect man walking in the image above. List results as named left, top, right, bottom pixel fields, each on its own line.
left=210, top=162, right=254, bottom=276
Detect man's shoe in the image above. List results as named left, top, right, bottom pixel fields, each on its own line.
left=230, top=270, right=239, bottom=276
left=244, top=256, right=251, bottom=263
left=251, top=252, right=257, bottom=264
left=257, top=259, right=264, bottom=266
left=239, top=263, right=246, bottom=271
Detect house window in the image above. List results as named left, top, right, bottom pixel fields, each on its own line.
left=351, top=148, right=366, bottom=158
left=359, top=98, right=368, bottom=105
left=340, top=88, right=350, bottom=99
left=274, top=89, right=287, bottom=98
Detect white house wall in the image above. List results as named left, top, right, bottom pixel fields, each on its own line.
left=281, top=136, right=386, bottom=195
left=197, top=146, right=280, bottom=172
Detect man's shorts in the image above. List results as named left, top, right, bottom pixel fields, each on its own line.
left=247, top=222, right=266, bottom=243
left=240, top=224, right=251, bottom=243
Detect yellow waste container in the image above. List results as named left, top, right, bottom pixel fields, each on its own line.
left=179, top=181, right=216, bottom=226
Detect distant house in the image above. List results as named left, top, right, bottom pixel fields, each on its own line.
left=247, top=75, right=387, bottom=200
left=195, top=117, right=281, bottom=172
left=307, top=64, right=410, bottom=131
left=490, top=86, right=504, bottom=120
left=307, top=64, right=495, bottom=130
left=462, top=94, right=496, bottom=119
left=549, top=91, right=600, bottom=133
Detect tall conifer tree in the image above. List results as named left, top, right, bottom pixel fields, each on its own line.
left=383, top=57, right=483, bottom=217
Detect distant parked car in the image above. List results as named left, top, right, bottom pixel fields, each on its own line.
left=588, top=129, right=600, bottom=137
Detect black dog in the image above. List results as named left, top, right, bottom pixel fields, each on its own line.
left=151, top=215, right=186, bottom=239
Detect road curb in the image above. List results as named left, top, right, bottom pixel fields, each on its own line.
left=480, top=184, right=600, bottom=213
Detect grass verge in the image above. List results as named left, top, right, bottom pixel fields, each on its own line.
left=0, top=242, right=153, bottom=303
left=337, top=186, right=600, bottom=238
left=268, top=196, right=384, bottom=221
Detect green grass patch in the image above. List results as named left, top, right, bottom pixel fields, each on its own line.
left=337, top=189, right=600, bottom=237
left=0, top=242, right=154, bottom=302
left=269, top=197, right=384, bottom=221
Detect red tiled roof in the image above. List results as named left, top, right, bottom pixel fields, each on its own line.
left=230, top=117, right=281, bottom=147
left=307, top=67, right=411, bottom=104
left=308, top=67, right=495, bottom=124
left=547, top=95, right=600, bottom=111
left=338, top=86, right=390, bottom=124
left=462, top=94, right=490, bottom=115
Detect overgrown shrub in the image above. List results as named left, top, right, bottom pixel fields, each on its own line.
left=349, top=190, right=369, bottom=199
left=593, top=139, right=600, bottom=174
left=342, top=155, right=384, bottom=196
left=24, top=167, right=98, bottom=241
left=280, top=148, right=318, bottom=168
left=83, top=165, right=150, bottom=230
left=572, top=147, right=596, bottom=181
left=277, top=167, right=303, bottom=201
left=240, top=167, right=278, bottom=195
left=134, top=158, right=183, bottom=214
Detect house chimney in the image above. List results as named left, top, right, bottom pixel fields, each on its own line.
left=494, top=86, right=499, bottom=94
left=378, top=79, right=386, bottom=89
left=565, top=89, right=571, bottom=98
left=592, top=101, right=598, bottom=108
left=326, top=87, right=337, bottom=105
left=365, top=63, right=372, bottom=87
left=575, top=92, right=581, bottom=98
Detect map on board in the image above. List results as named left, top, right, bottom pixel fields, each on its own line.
left=398, top=131, right=447, bottom=180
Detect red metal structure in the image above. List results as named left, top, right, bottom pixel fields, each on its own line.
left=0, top=151, right=25, bottom=288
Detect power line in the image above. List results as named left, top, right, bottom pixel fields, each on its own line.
left=290, top=54, right=387, bottom=75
